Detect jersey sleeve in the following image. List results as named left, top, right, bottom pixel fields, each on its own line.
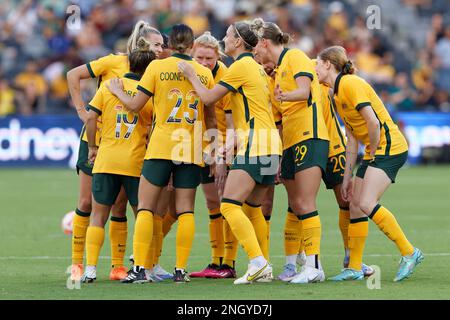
left=86, top=55, right=114, bottom=78
left=87, top=84, right=105, bottom=115
left=288, top=50, right=315, bottom=81
left=142, top=99, right=154, bottom=124
left=218, top=60, right=246, bottom=93
left=137, top=61, right=156, bottom=97
left=342, top=77, right=372, bottom=111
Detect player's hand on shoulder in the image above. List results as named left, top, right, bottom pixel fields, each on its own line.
left=106, top=78, right=124, bottom=96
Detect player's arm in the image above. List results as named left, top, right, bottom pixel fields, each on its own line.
left=106, top=78, right=150, bottom=112
left=274, top=76, right=311, bottom=102
left=85, top=108, right=99, bottom=163
left=66, top=65, right=92, bottom=123
left=359, top=106, right=380, bottom=159
left=341, top=127, right=358, bottom=202
left=178, top=62, right=228, bottom=106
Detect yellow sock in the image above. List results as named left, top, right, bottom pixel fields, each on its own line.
left=176, top=213, right=195, bottom=270
left=71, top=208, right=90, bottom=264
left=339, top=207, right=350, bottom=250
left=223, top=217, right=238, bottom=267
left=284, top=208, right=301, bottom=256
left=243, top=202, right=268, bottom=260
left=133, top=210, right=153, bottom=267
left=301, top=211, right=321, bottom=256
left=221, top=199, right=263, bottom=260
left=109, top=216, right=127, bottom=268
left=265, top=216, right=271, bottom=258
left=163, top=213, right=177, bottom=237
left=370, top=205, right=414, bottom=256
left=153, top=215, right=163, bottom=265
left=143, top=216, right=161, bottom=270
left=209, top=208, right=224, bottom=266
left=348, top=217, right=369, bottom=270
left=86, top=226, right=105, bottom=266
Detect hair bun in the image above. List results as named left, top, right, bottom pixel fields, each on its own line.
left=342, top=60, right=355, bottom=75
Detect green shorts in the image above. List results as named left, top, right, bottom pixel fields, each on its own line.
left=323, top=152, right=346, bottom=189
left=356, top=151, right=408, bottom=183
left=141, top=159, right=202, bottom=189
left=92, top=173, right=139, bottom=206
left=76, top=140, right=93, bottom=176
left=230, top=155, right=280, bottom=185
left=281, top=139, right=329, bottom=180
left=201, top=165, right=215, bottom=184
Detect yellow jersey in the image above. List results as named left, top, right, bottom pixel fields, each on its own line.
left=137, top=53, right=214, bottom=165
left=87, top=73, right=152, bottom=177
left=320, top=84, right=346, bottom=157
left=81, top=54, right=130, bottom=144
left=333, top=74, right=408, bottom=159
left=274, top=48, right=329, bottom=149
left=267, top=75, right=282, bottom=126
left=212, top=61, right=231, bottom=143
left=218, top=53, right=282, bottom=157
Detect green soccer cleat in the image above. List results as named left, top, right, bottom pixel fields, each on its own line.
left=394, top=248, right=424, bottom=282
left=328, top=268, right=364, bottom=281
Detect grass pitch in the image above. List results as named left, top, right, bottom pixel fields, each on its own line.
left=0, top=166, right=449, bottom=300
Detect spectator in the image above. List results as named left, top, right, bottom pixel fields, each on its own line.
left=388, top=72, right=417, bottom=111
left=434, top=25, right=450, bottom=93
left=14, top=61, right=48, bottom=115
left=0, top=79, right=16, bottom=116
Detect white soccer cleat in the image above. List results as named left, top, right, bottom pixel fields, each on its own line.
left=255, top=264, right=274, bottom=283
left=234, top=263, right=272, bottom=285
left=81, top=265, right=97, bottom=283
left=289, top=265, right=325, bottom=284
left=153, top=264, right=173, bottom=280
left=296, top=251, right=307, bottom=267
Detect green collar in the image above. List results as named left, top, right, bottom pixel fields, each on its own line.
left=212, top=62, right=220, bottom=78
left=236, top=52, right=253, bottom=61
left=172, top=53, right=193, bottom=61
left=123, top=72, right=141, bottom=81
left=277, top=48, right=289, bottom=66
left=334, top=72, right=343, bottom=95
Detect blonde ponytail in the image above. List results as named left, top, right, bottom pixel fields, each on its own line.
left=127, top=20, right=161, bottom=54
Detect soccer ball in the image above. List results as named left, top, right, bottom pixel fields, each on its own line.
left=62, top=210, right=75, bottom=235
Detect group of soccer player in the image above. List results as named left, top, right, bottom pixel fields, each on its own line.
left=66, top=18, right=423, bottom=285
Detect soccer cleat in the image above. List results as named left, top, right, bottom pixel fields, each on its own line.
left=189, top=264, right=220, bottom=278
left=277, top=263, right=297, bottom=282
left=328, top=268, right=364, bottom=281
left=255, top=264, right=274, bottom=283
left=81, top=265, right=97, bottom=283
left=394, top=248, right=424, bottom=282
left=121, top=266, right=148, bottom=284
left=209, top=264, right=237, bottom=279
left=173, top=269, right=190, bottom=283
left=290, top=265, right=325, bottom=284
left=233, top=263, right=272, bottom=285
left=144, top=269, right=162, bottom=282
left=296, top=251, right=307, bottom=267
left=361, top=264, right=375, bottom=277
left=153, top=264, right=173, bottom=280
left=70, top=263, right=83, bottom=281
left=343, top=255, right=375, bottom=277
left=109, top=266, right=129, bottom=281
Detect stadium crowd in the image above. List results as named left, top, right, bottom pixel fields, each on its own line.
left=0, top=0, right=449, bottom=116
